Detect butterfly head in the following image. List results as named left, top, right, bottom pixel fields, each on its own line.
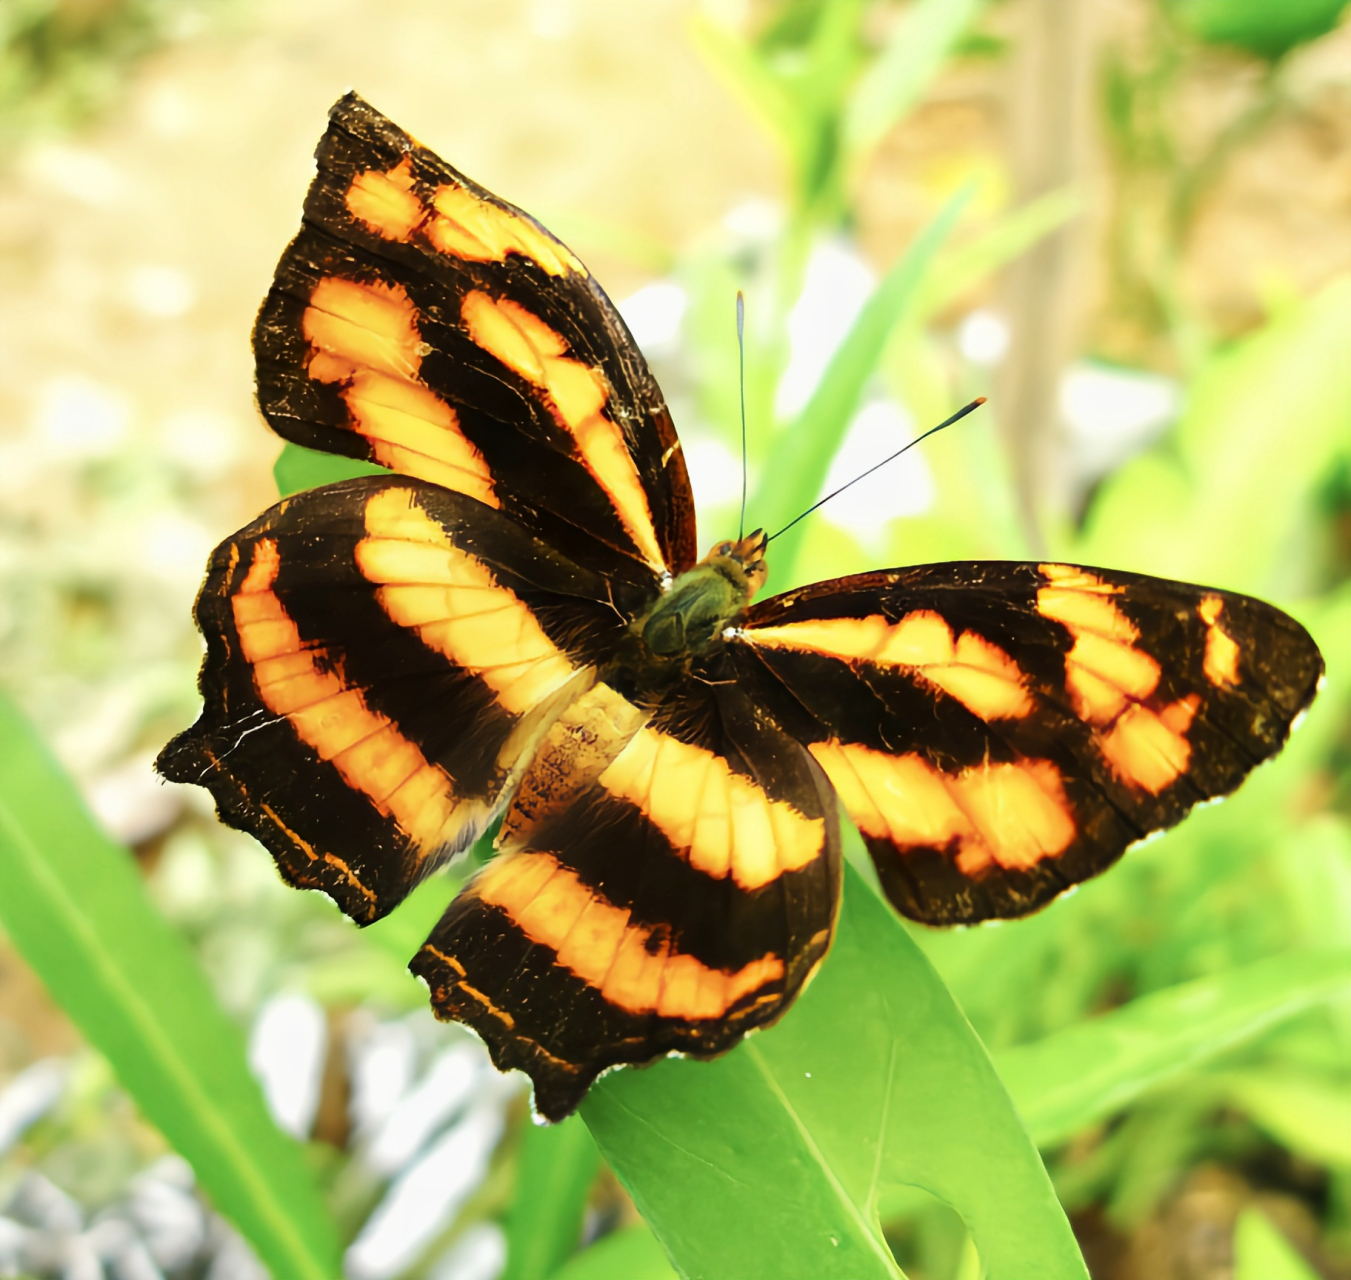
left=704, top=529, right=769, bottom=600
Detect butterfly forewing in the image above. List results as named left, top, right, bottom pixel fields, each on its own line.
left=254, top=92, right=697, bottom=588
left=733, top=562, right=1323, bottom=924
left=412, top=679, right=841, bottom=1121
left=157, top=476, right=630, bottom=922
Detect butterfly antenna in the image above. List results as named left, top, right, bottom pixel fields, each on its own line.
left=736, top=290, right=748, bottom=541
left=765, top=398, right=986, bottom=544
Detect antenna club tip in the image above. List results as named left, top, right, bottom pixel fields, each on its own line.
left=972, top=396, right=987, bottom=406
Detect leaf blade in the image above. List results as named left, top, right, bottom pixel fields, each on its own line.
left=503, top=1115, right=600, bottom=1280
left=995, top=950, right=1351, bottom=1147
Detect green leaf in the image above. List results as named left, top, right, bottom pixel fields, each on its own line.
left=581, top=866, right=1087, bottom=1280
left=550, top=1225, right=676, bottom=1280
left=0, top=694, right=342, bottom=1280
left=1169, top=0, right=1347, bottom=60
left=503, top=1115, right=600, bottom=1280
left=844, top=0, right=984, bottom=162
left=1233, top=1208, right=1321, bottom=1280
left=1215, top=1068, right=1351, bottom=1167
left=994, top=951, right=1351, bottom=1147
left=273, top=441, right=385, bottom=496
left=755, top=188, right=969, bottom=592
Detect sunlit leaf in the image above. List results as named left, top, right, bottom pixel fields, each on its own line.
left=583, top=866, right=1088, bottom=1280
left=995, top=950, right=1351, bottom=1146
left=1233, top=1208, right=1322, bottom=1280
left=1215, top=1068, right=1351, bottom=1167
left=273, top=441, right=384, bottom=495
left=0, top=694, right=342, bottom=1280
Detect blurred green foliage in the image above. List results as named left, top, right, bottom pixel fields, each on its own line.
left=1169, top=0, right=1348, bottom=60
left=0, top=0, right=226, bottom=156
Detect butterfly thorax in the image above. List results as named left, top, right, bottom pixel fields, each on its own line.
left=638, top=531, right=768, bottom=659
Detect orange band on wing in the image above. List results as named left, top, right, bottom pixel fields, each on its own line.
left=303, top=277, right=498, bottom=506
left=345, top=157, right=427, bottom=241
left=231, top=538, right=461, bottom=851
left=460, top=290, right=663, bottom=569
left=342, top=159, right=581, bottom=276
left=1037, top=564, right=1160, bottom=724
left=597, top=728, right=825, bottom=889
left=356, top=487, right=577, bottom=716
left=1199, top=595, right=1241, bottom=687
left=1097, top=695, right=1199, bottom=793
left=810, top=740, right=1075, bottom=876
left=747, top=611, right=1032, bottom=721
left=427, top=181, right=582, bottom=276
left=474, top=851, right=784, bottom=1020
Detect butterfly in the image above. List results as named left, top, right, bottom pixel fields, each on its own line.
left=158, top=92, right=1324, bottom=1122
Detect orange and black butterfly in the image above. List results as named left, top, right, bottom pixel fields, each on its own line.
left=159, top=93, right=1324, bottom=1121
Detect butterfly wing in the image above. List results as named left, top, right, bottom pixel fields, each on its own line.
left=157, top=476, right=630, bottom=923
left=730, top=561, right=1323, bottom=924
left=254, top=92, right=697, bottom=590
left=412, top=676, right=841, bottom=1121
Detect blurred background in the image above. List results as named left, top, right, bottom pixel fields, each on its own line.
left=1, top=0, right=1350, bottom=1277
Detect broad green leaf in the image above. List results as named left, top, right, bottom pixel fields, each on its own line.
left=755, top=188, right=969, bottom=592
left=844, top=0, right=984, bottom=162
left=551, top=1225, right=675, bottom=1280
left=0, top=694, right=342, bottom=1280
left=994, top=950, right=1351, bottom=1147
left=503, top=1115, right=600, bottom=1280
left=1215, top=1068, right=1351, bottom=1167
left=582, top=866, right=1087, bottom=1280
left=273, top=441, right=384, bottom=495
left=1233, top=1208, right=1321, bottom=1280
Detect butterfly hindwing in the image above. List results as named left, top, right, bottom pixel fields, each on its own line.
left=732, top=561, right=1323, bottom=924
left=157, top=475, right=630, bottom=923
left=412, top=678, right=841, bottom=1121
left=253, top=92, right=696, bottom=589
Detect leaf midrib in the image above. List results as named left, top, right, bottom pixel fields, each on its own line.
left=744, top=1042, right=903, bottom=1278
